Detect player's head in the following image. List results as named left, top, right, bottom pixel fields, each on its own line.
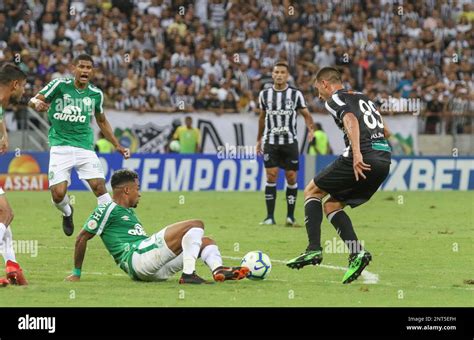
left=314, top=67, right=343, bottom=101
left=0, top=63, right=27, bottom=102
left=72, top=54, right=94, bottom=86
left=272, top=61, right=289, bottom=86
left=185, top=116, right=193, bottom=128
left=111, top=169, right=141, bottom=208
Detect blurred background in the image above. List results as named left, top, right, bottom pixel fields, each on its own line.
left=0, top=0, right=472, bottom=157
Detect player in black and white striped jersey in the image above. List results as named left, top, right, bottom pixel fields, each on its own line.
left=256, top=61, right=315, bottom=226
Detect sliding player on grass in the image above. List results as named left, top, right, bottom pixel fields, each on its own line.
left=28, top=54, right=130, bottom=237
left=65, top=169, right=249, bottom=284
left=287, top=67, right=391, bottom=284
left=0, top=63, right=28, bottom=286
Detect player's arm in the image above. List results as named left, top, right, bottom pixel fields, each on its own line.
left=0, top=119, right=8, bottom=154
left=342, top=112, right=371, bottom=181
left=28, top=93, right=50, bottom=112
left=195, top=128, right=201, bottom=153
left=256, top=108, right=265, bottom=155
left=95, top=112, right=130, bottom=159
left=65, top=229, right=95, bottom=282
left=298, top=107, right=315, bottom=142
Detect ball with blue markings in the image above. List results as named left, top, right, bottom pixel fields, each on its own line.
left=241, top=251, right=272, bottom=280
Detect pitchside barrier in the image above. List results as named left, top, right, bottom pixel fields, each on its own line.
left=0, top=152, right=473, bottom=191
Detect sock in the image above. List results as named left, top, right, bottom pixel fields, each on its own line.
left=286, top=183, right=298, bottom=219
left=181, top=227, right=204, bottom=275
left=265, top=182, right=277, bottom=219
left=97, top=193, right=112, bottom=205
left=304, top=197, right=323, bottom=251
left=200, top=244, right=222, bottom=272
left=53, top=196, right=72, bottom=217
left=0, top=223, right=6, bottom=258
left=2, top=226, right=16, bottom=263
left=327, top=209, right=363, bottom=255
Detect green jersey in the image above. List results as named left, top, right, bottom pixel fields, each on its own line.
left=83, top=202, right=148, bottom=271
left=0, top=105, right=3, bottom=123
left=39, top=78, right=104, bottom=150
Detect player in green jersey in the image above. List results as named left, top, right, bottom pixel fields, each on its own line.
left=65, top=169, right=249, bottom=284
left=28, top=54, right=130, bottom=237
left=0, top=63, right=28, bottom=286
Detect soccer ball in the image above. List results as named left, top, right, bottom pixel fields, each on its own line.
left=169, top=140, right=180, bottom=152
left=241, top=251, right=272, bottom=280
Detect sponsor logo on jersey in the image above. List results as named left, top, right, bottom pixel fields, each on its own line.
left=128, top=224, right=147, bottom=236
left=266, top=109, right=294, bottom=116
left=52, top=105, right=86, bottom=123
left=121, top=215, right=130, bottom=221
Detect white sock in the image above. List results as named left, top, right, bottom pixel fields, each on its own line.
left=200, top=244, right=222, bottom=272
left=53, top=196, right=72, bottom=217
left=3, top=226, right=16, bottom=263
left=0, top=223, right=6, bottom=258
left=181, top=227, right=204, bottom=275
left=97, top=193, right=112, bottom=205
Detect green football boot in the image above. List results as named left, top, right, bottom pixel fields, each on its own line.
left=342, top=250, right=372, bottom=284
left=286, top=249, right=323, bottom=270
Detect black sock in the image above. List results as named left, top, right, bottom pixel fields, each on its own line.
left=304, top=197, right=323, bottom=251
left=327, top=209, right=363, bottom=255
left=264, top=183, right=276, bottom=219
left=286, top=184, right=297, bottom=219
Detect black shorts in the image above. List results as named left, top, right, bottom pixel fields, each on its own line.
left=263, top=142, right=299, bottom=171
left=314, top=156, right=390, bottom=208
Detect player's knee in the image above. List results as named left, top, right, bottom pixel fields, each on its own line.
left=201, top=237, right=215, bottom=246
left=51, top=190, right=65, bottom=203
left=188, top=219, right=204, bottom=230
left=323, top=201, right=342, bottom=216
left=304, top=182, right=317, bottom=198
left=90, top=181, right=106, bottom=195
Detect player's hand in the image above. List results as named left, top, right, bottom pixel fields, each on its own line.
left=256, top=139, right=263, bottom=156
left=353, top=152, right=371, bottom=181
left=0, top=137, right=8, bottom=155
left=30, top=98, right=50, bottom=112
left=307, top=128, right=315, bottom=142
left=64, top=274, right=80, bottom=282
left=117, top=146, right=131, bottom=159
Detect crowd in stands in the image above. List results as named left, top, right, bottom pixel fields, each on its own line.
left=0, top=0, right=472, bottom=134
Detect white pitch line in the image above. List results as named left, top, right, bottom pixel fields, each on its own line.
left=222, top=256, right=380, bottom=284
left=37, top=246, right=380, bottom=284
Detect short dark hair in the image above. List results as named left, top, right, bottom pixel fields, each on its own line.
left=111, top=169, right=139, bottom=189
left=0, top=62, right=27, bottom=85
left=315, top=67, right=342, bottom=84
left=73, top=54, right=94, bottom=66
left=273, top=60, right=289, bottom=70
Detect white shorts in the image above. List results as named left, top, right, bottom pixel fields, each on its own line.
left=48, top=146, right=105, bottom=187
left=0, top=187, right=4, bottom=195
left=131, top=227, right=183, bottom=281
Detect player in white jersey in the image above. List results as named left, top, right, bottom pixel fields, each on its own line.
left=0, top=63, right=28, bottom=286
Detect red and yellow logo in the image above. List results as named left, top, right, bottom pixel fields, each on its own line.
left=0, top=155, right=48, bottom=191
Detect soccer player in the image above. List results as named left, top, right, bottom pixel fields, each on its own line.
left=0, top=63, right=28, bottom=286
left=256, top=61, right=314, bottom=226
left=172, top=116, right=201, bottom=154
left=65, top=169, right=249, bottom=284
left=28, top=54, right=130, bottom=237
left=286, top=67, right=391, bottom=284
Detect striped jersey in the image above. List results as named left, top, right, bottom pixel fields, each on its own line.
left=324, top=89, right=391, bottom=161
left=258, top=85, right=306, bottom=145
left=38, top=77, right=104, bottom=151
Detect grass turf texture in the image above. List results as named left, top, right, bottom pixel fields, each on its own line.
left=1, top=191, right=472, bottom=307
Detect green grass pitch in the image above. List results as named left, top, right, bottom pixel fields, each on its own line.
left=1, top=191, right=473, bottom=307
